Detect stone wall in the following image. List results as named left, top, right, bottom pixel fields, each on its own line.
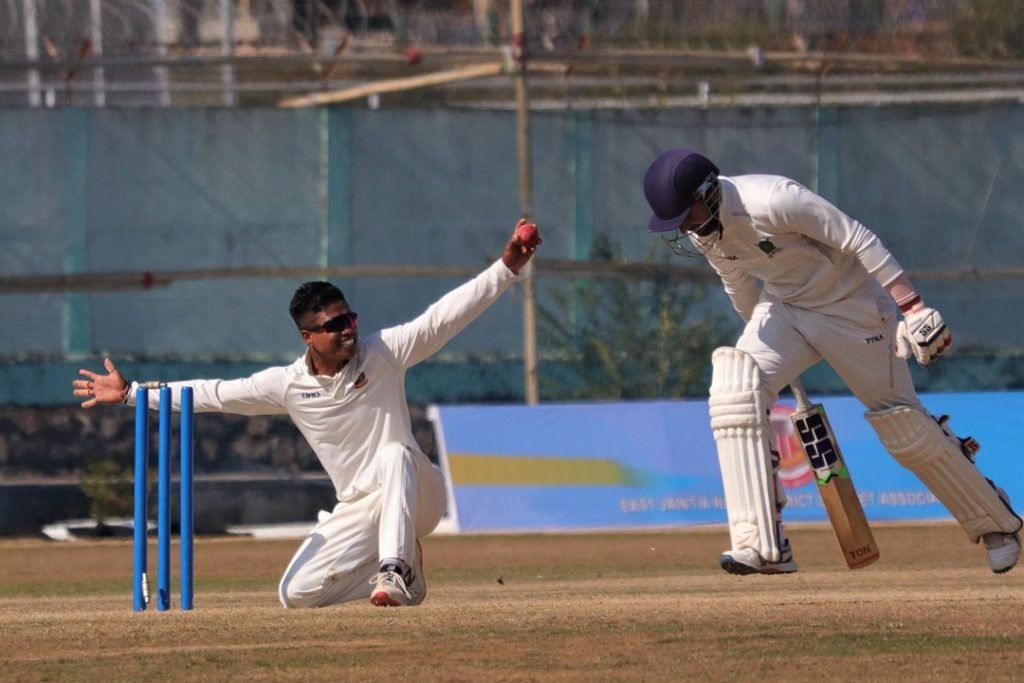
left=0, top=403, right=438, bottom=536
left=0, top=404, right=438, bottom=478
left=0, top=476, right=338, bottom=536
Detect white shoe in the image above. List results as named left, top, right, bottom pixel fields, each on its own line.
left=983, top=486, right=1023, bottom=574
left=369, top=540, right=426, bottom=606
left=719, top=547, right=798, bottom=576
left=983, top=532, right=1021, bottom=574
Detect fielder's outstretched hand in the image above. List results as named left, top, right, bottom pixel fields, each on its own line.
left=73, top=357, right=130, bottom=408
left=502, top=218, right=542, bottom=274
left=896, top=304, right=952, bottom=367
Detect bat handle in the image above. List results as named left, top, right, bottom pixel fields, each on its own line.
left=789, top=377, right=811, bottom=411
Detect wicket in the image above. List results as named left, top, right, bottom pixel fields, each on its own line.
left=133, top=386, right=194, bottom=612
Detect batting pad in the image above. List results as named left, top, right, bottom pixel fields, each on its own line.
left=709, top=347, right=786, bottom=562
left=866, top=406, right=1023, bottom=542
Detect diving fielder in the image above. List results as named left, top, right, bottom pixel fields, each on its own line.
left=74, top=220, right=540, bottom=607
left=642, top=149, right=1021, bottom=575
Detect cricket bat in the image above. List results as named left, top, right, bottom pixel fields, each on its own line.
left=789, top=379, right=880, bottom=569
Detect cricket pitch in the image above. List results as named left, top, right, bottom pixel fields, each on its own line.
left=1, top=524, right=1021, bottom=682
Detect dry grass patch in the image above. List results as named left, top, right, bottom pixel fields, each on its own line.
left=1, top=525, right=1021, bottom=681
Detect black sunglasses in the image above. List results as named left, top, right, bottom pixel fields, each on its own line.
left=304, top=311, right=358, bottom=333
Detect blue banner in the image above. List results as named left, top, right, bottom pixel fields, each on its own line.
left=429, top=393, right=1024, bottom=533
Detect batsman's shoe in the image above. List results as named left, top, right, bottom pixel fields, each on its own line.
left=983, top=486, right=1023, bottom=574
left=719, top=547, right=798, bottom=576
left=983, top=532, right=1020, bottom=574
left=369, top=540, right=427, bottom=607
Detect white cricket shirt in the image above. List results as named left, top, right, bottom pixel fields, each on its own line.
left=701, top=175, right=905, bottom=320
left=130, top=259, right=518, bottom=502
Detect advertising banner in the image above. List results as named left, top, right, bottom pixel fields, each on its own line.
left=429, top=393, right=1023, bottom=533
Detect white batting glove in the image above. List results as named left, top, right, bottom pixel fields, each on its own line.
left=896, top=305, right=952, bottom=367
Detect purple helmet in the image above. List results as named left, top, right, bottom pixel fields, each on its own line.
left=643, top=149, right=720, bottom=233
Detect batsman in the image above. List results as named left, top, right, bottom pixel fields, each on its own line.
left=642, top=149, right=1021, bottom=576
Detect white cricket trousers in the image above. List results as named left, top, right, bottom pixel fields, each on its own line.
left=278, top=442, right=446, bottom=608
left=736, top=279, right=923, bottom=412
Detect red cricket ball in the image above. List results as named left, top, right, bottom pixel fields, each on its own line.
left=515, top=222, right=540, bottom=248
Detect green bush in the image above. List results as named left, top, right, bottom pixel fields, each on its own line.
left=80, top=457, right=134, bottom=524
left=538, top=235, right=733, bottom=400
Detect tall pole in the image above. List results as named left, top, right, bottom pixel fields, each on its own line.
left=151, top=0, right=170, bottom=106
left=23, top=0, right=41, bottom=107
left=221, top=0, right=237, bottom=106
left=511, top=0, right=538, bottom=405
left=89, top=0, right=106, bottom=107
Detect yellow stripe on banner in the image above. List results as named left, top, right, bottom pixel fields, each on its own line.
left=447, top=453, right=628, bottom=486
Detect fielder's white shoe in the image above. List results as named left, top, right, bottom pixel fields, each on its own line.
left=719, top=546, right=798, bottom=576
left=983, top=532, right=1021, bottom=574
left=369, top=540, right=427, bottom=607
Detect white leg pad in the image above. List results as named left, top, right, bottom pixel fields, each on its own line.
left=865, top=406, right=1022, bottom=542
left=709, top=347, right=787, bottom=562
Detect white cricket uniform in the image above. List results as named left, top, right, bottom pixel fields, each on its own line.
left=129, top=258, right=519, bottom=607
left=702, top=175, right=923, bottom=412
left=701, top=175, right=1022, bottom=563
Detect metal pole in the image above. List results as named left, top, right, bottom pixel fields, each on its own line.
left=23, top=0, right=41, bottom=107
left=89, top=0, right=106, bottom=107
left=221, top=0, right=237, bottom=106
left=511, top=0, right=538, bottom=405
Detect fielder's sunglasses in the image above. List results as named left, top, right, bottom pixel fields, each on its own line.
left=304, top=311, right=358, bottom=333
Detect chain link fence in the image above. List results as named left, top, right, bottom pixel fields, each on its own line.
left=1, top=1, right=1023, bottom=106
left=0, top=1, right=1020, bottom=56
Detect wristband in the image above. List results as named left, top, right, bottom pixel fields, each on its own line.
left=898, top=295, right=922, bottom=314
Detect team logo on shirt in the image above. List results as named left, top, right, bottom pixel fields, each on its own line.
left=757, top=238, right=782, bottom=258
left=352, top=372, right=368, bottom=389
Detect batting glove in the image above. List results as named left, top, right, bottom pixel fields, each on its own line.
left=896, top=304, right=952, bottom=367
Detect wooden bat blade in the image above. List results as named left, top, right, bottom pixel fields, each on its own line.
left=791, top=402, right=880, bottom=569
left=818, top=478, right=881, bottom=569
